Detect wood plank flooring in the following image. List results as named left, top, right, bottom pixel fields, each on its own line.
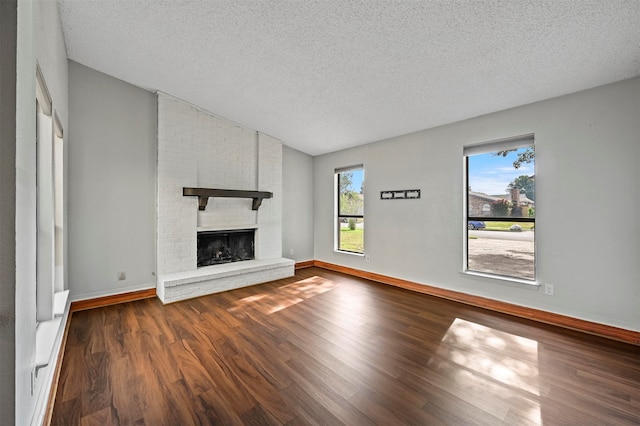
left=51, top=267, right=640, bottom=425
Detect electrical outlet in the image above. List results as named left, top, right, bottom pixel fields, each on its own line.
left=118, top=271, right=126, bottom=281
left=289, top=248, right=294, bottom=255
left=365, top=255, right=371, bottom=263
left=544, top=283, right=554, bottom=296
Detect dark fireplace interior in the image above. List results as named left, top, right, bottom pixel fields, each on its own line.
left=197, top=229, right=255, bottom=267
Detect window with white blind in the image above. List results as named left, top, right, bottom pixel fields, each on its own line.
left=464, top=135, right=536, bottom=282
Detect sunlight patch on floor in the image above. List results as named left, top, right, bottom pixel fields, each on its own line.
left=229, top=276, right=338, bottom=315
left=435, top=318, right=542, bottom=424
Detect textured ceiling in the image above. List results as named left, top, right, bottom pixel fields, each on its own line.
left=57, top=0, right=640, bottom=156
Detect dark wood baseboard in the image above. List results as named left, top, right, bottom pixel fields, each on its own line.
left=70, top=288, right=156, bottom=312
left=313, top=260, right=640, bottom=345
left=294, top=260, right=315, bottom=269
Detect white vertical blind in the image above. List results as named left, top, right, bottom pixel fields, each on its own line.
left=464, top=134, right=534, bottom=156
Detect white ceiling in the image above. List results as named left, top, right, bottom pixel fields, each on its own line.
left=57, top=0, right=640, bottom=156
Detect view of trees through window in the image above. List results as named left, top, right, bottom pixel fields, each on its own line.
left=466, top=145, right=535, bottom=281
left=337, top=168, right=364, bottom=253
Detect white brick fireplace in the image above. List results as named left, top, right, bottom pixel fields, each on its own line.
left=156, top=93, right=293, bottom=303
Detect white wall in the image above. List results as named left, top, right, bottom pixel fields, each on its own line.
left=68, top=61, right=156, bottom=300
left=282, top=145, right=314, bottom=261
left=314, top=78, right=640, bottom=332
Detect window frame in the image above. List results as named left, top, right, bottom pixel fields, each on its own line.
left=463, top=136, right=536, bottom=283
left=36, top=65, right=67, bottom=322
left=335, top=165, right=364, bottom=255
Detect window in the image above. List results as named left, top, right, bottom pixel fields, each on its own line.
left=464, top=136, right=535, bottom=281
left=36, top=65, right=66, bottom=321
left=336, top=166, right=364, bottom=254
left=36, top=68, right=55, bottom=322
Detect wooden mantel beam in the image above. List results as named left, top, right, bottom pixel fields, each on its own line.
left=183, top=187, right=273, bottom=211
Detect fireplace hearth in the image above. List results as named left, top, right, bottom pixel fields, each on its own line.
left=197, top=229, right=255, bottom=267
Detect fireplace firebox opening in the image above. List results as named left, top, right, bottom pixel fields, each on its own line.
left=197, top=229, right=255, bottom=267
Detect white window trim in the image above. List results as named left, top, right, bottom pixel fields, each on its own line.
left=334, top=165, right=364, bottom=255
left=463, top=135, right=536, bottom=284
left=461, top=270, right=540, bottom=288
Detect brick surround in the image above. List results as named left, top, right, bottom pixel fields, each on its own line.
left=156, top=93, right=292, bottom=303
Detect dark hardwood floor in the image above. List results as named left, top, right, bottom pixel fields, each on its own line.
left=51, top=267, right=640, bottom=425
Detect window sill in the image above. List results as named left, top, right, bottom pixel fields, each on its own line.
left=462, top=270, right=540, bottom=289
left=35, top=317, right=63, bottom=370
left=335, top=250, right=364, bottom=257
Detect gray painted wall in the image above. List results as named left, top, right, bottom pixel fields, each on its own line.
left=282, top=145, right=314, bottom=261
left=314, top=78, right=640, bottom=331
left=68, top=61, right=156, bottom=300
left=0, top=1, right=17, bottom=421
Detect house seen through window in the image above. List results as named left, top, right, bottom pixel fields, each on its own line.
left=336, top=166, right=364, bottom=254
left=465, top=136, right=535, bottom=281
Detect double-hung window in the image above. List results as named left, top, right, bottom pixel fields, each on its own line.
left=464, top=135, right=535, bottom=282
left=335, top=165, right=364, bottom=254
